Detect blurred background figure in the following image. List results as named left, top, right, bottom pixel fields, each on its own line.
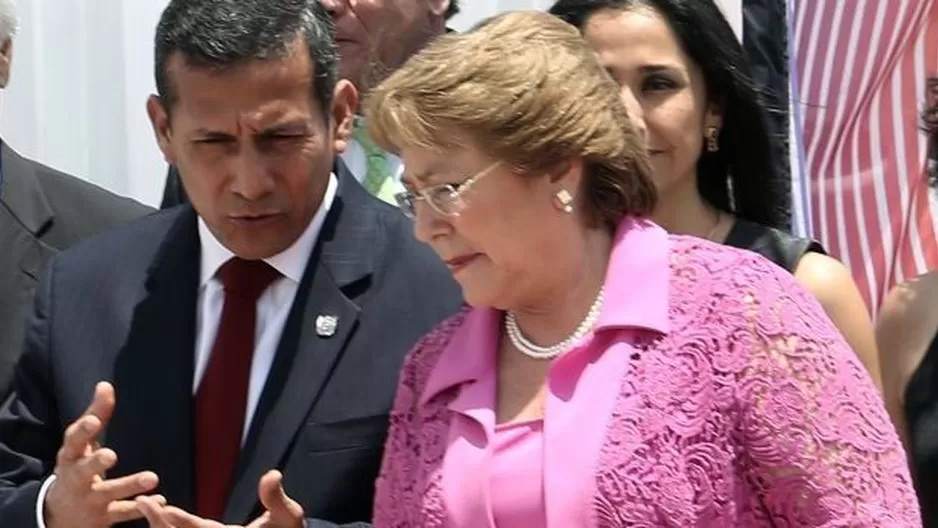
left=876, top=76, right=938, bottom=528
left=0, top=0, right=151, bottom=400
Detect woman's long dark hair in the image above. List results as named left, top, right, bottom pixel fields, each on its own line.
left=549, top=0, right=788, bottom=229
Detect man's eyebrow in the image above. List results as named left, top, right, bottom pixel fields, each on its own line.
left=257, top=121, right=310, bottom=135
left=192, top=128, right=234, bottom=138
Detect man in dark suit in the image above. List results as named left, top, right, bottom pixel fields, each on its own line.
left=0, top=1, right=462, bottom=527
left=0, top=0, right=152, bottom=399
left=160, top=0, right=461, bottom=209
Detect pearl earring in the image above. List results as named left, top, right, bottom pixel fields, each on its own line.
left=554, top=189, right=574, bottom=213
left=706, top=126, right=719, bottom=152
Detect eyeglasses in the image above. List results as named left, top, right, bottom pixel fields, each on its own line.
left=394, top=161, right=501, bottom=219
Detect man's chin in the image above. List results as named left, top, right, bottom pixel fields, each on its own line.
left=220, top=224, right=298, bottom=260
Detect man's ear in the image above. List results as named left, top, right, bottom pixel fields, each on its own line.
left=0, top=38, right=14, bottom=88
left=331, top=79, right=358, bottom=154
left=146, top=95, right=176, bottom=165
left=427, top=0, right=450, bottom=18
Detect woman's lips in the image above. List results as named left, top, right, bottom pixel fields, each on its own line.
left=444, top=254, right=479, bottom=273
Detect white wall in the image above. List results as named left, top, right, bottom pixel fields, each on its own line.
left=0, top=0, right=742, bottom=207
left=0, top=0, right=169, bottom=205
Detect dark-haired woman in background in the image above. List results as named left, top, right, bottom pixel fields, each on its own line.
left=877, top=77, right=938, bottom=526
left=549, top=0, right=883, bottom=389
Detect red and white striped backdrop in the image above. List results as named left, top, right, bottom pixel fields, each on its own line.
left=791, top=0, right=938, bottom=316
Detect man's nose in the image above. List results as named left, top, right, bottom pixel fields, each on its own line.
left=230, top=150, right=275, bottom=202
left=320, top=0, right=348, bottom=18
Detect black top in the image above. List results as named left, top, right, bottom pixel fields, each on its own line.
left=722, top=218, right=824, bottom=273
left=905, top=332, right=938, bottom=526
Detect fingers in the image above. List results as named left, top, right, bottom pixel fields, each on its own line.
left=58, top=415, right=105, bottom=465
left=108, top=495, right=165, bottom=524
left=73, top=447, right=118, bottom=483
left=164, top=505, right=224, bottom=527
left=137, top=495, right=175, bottom=528
left=86, top=381, right=117, bottom=425
left=57, top=382, right=117, bottom=466
left=92, top=470, right=159, bottom=502
left=246, top=511, right=272, bottom=528
left=46, top=382, right=164, bottom=527
left=258, top=470, right=304, bottom=523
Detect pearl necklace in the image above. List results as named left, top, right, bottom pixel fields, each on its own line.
left=504, top=287, right=605, bottom=360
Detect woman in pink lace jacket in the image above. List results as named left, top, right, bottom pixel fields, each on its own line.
left=364, top=11, right=920, bottom=527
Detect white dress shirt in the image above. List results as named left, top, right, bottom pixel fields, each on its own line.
left=36, top=173, right=338, bottom=527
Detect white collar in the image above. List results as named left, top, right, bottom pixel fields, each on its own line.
left=198, top=172, right=338, bottom=286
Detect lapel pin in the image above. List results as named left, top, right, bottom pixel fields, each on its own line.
left=315, top=314, right=338, bottom=337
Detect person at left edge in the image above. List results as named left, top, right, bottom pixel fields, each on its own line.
left=0, top=0, right=153, bottom=400
left=0, top=1, right=462, bottom=527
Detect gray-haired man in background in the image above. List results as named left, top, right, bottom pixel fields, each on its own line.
left=0, top=0, right=152, bottom=400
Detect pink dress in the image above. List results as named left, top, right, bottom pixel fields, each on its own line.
left=374, top=217, right=921, bottom=527
left=490, top=421, right=546, bottom=527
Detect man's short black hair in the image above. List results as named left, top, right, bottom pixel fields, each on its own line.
left=154, top=0, right=337, bottom=114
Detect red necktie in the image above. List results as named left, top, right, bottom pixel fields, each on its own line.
left=194, top=258, right=281, bottom=519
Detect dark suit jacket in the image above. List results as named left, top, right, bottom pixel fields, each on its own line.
left=0, top=163, right=463, bottom=527
left=0, top=142, right=152, bottom=398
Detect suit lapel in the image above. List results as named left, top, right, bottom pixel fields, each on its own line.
left=0, top=143, right=55, bottom=238
left=106, top=207, right=200, bottom=513
left=224, top=165, right=376, bottom=523
left=0, top=143, right=57, bottom=389
left=0, top=209, right=54, bottom=388
left=0, top=143, right=56, bottom=284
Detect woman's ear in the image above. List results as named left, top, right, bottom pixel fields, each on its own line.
left=548, top=159, right=584, bottom=190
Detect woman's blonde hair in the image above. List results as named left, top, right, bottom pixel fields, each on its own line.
left=365, top=10, right=657, bottom=230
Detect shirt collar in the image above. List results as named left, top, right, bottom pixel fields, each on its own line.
left=595, top=216, right=670, bottom=334
left=420, top=308, right=498, bottom=406
left=419, top=216, right=672, bottom=406
left=198, top=171, right=338, bottom=286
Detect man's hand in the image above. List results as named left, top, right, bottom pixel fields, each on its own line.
left=136, top=470, right=304, bottom=528
left=45, top=382, right=165, bottom=528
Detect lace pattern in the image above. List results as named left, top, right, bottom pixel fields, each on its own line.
left=373, top=237, right=920, bottom=527
left=373, top=311, right=467, bottom=528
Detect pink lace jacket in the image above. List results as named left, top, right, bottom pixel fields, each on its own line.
left=373, top=219, right=920, bottom=527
